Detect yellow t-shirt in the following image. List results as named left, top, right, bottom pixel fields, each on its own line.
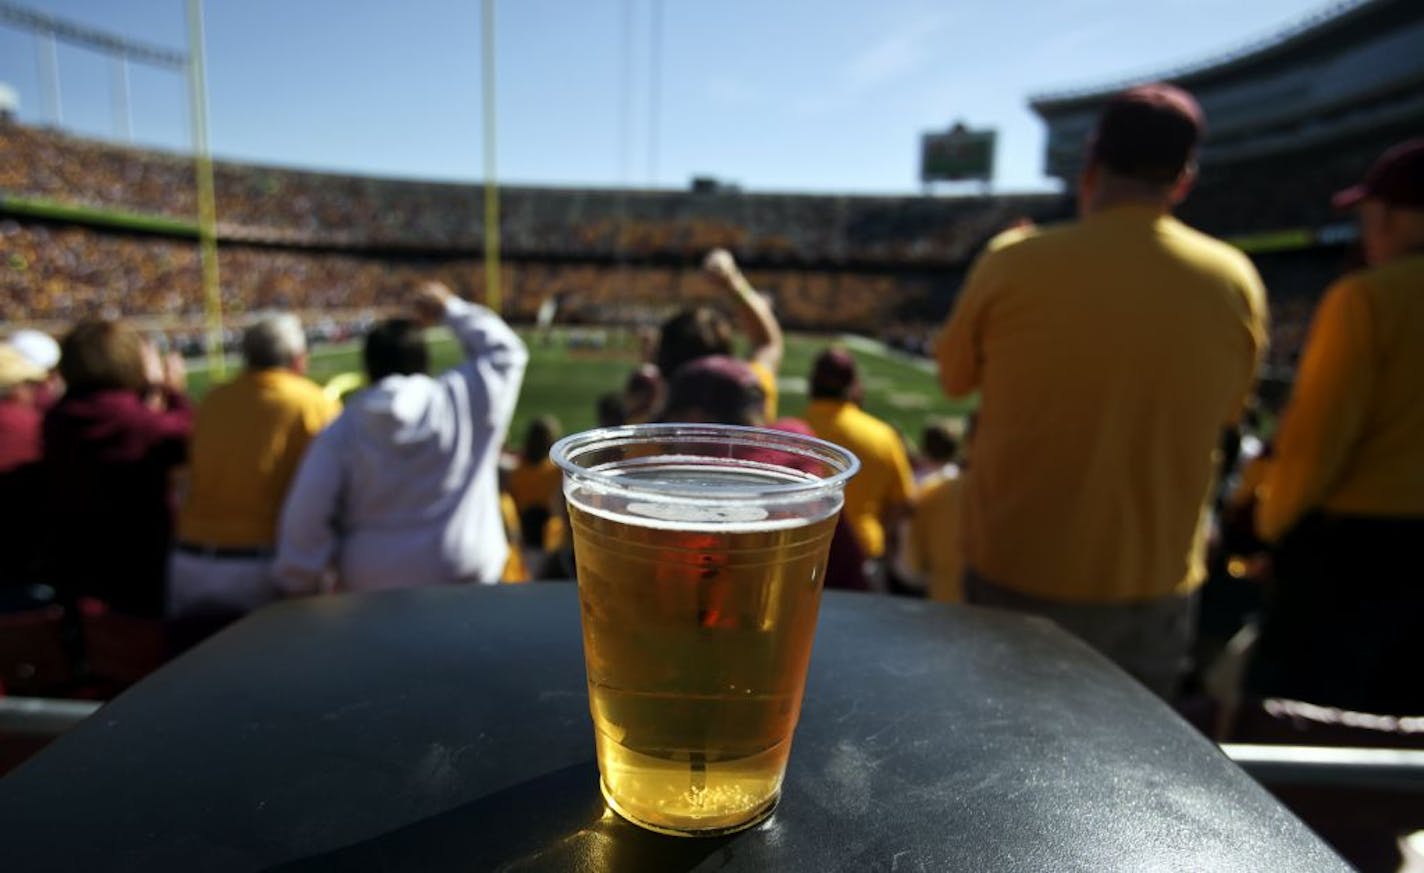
left=935, top=204, right=1267, bottom=603
left=1257, top=253, right=1424, bottom=540
left=750, top=360, right=778, bottom=422
left=178, top=369, right=340, bottom=548
left=500, top=492, right=530, bottom=583
left=905, top=467, right=965, bottom=603
left=507, top=458, right=562, bottom=513
left=804, top=399, right=914, bottom=559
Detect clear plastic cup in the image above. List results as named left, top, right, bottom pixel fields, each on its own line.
left=552, top=423, right=859, bottom=836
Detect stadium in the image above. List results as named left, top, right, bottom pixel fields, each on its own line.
left=2, top=0, right=1423, bottom=868
left=2, top=2, right=1420, bottom=404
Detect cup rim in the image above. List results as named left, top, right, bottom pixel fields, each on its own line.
left=550, top=423, right=860, bottom=502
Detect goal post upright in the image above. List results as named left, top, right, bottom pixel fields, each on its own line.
left=185, top=0, right=224, bottom=378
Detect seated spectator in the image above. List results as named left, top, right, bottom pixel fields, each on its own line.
left=662, top=355, right=868, bottom=591
left=898, top=420, right=966, bottom=603
left=275, top=282, right=528, bottom=593
left=169, top=315, right=339, bottom=621
left=40, top=320, right=191, bottom=617
left=0, top=344, right=46, bottom=591
left=803, top=346, right=915, bottom=590
left=497, top=473, right=530, bottom=584
left=507, top=415, right=563, bottom=551
left=7, top=329, right=62, bottom=408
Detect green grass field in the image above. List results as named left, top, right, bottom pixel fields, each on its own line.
left=187, top=329, right=975, bottom=447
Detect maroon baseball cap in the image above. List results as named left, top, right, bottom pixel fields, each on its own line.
left=663, top=355, right=765, bottom=425
left=811, top=346, right=858, bottom=396
left=1332, top=139, right=1424, bottom=210
left=1089, top=83, right=1205, bottom=183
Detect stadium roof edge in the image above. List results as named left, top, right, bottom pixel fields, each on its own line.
left=1027, top=0, right=1379, bottom=111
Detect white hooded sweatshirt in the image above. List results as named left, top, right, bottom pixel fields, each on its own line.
left=275, top=298, right=528, bottom=593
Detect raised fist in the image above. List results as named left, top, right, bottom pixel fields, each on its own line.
left=413, top=281, right=454, bottom=325
left=702, top=248, right=738, bottom=280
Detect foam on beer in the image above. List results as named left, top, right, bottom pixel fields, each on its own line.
left=567, top=458, right=841, bottom=532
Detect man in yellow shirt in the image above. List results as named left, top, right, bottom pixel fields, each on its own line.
left=804, top=346, right=915, bottom=588
left=1250, top=140, right=1424, bottom=714
left=169, top=315, right=339, bottom=618
left=935, top=84, right=1267, bottom=697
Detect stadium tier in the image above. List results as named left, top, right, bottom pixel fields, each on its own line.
left=1032, top=0, right=1424, bottom=239
left=0, top=123, right=1066, bottom=264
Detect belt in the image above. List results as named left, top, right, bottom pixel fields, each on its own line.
left=176, top=542, right=275, bottom=560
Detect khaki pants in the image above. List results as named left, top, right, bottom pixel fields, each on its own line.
left=965, top=570, right=1197, bottom=699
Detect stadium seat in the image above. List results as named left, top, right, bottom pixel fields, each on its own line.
left=1225, top=699, right=1424, bottom=871
left=0, top=606, right=74, bottom=697
left=77, top=598, right=168, bottom=692
left=0, top=696, right=100, bottom=777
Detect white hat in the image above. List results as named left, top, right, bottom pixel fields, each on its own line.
left=0, top=344, right=44, bottom=390
left=9, top=329, right=60, bottom=371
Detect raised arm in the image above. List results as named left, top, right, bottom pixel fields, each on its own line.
left=703, top=249, right=783, bottom=375
left=414, top=282, right=528, bottom=370
left=415, top=282, right=530, bottom=424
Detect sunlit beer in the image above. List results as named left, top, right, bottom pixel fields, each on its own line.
left=553, top=425, right=858, bottom=836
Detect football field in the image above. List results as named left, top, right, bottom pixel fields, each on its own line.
left=187, top=328, right=975, bottom=446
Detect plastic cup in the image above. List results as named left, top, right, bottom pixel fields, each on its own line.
left=552, top=423, right=859, bottom=836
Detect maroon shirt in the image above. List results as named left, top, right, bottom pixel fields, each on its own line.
left=41, top=388, right=192, bottom=617
left=0, top=399, right=42, bottom=473
left=0, top=399, right=45, bottom=586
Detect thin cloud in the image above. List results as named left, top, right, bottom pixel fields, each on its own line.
left=846, top=14, right=949, bottom=94
left=796, top=14, right=949, bottom=117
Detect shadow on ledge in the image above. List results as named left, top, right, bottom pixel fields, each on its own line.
left=265, top=760, right=761, bottom=872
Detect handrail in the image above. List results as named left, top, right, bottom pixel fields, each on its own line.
left=1222, top=743, right=1424, bottom=792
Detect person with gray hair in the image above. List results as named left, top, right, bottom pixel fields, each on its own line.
left=240, top=313, right=307, bottom=371
left=168, top=313, right=339, bottom=628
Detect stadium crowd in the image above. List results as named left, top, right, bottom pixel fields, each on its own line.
left=2, top=219, right=1332, bottom=370
left=2, top=121, right=1066, bottom=263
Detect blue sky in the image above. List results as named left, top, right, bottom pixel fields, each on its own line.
left=1, top=0, right=1325, bottom=193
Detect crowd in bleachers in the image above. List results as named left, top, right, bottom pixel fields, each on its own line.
left=3, top=217, right=1342, bottom=371
left=2, top=121, right=1069, bottom=263
left=1180, top=131, right=1417, bottom=237
left=8, top=119, right=1399, bottom=265
left=1, top=118, right=1374, bottom=373
left=2, top=220, right=936, bottom=336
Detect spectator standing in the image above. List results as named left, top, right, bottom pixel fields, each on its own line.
left=653, top=248, right=783, bottom=420
left=934, top=84, right=1268, bottom=697
left=803, top=346, right=915, bottom=588
left=1250, top=140, right=1424, bottom=714
left=661, top=355, right=868, bottom=591
left=40, top=320, right=192, bottom=617
left=276, top=283, right=528, bottom=593
left=899, top=420, right=966, bottom=603
left=169, top=315, right=339, bottom=619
